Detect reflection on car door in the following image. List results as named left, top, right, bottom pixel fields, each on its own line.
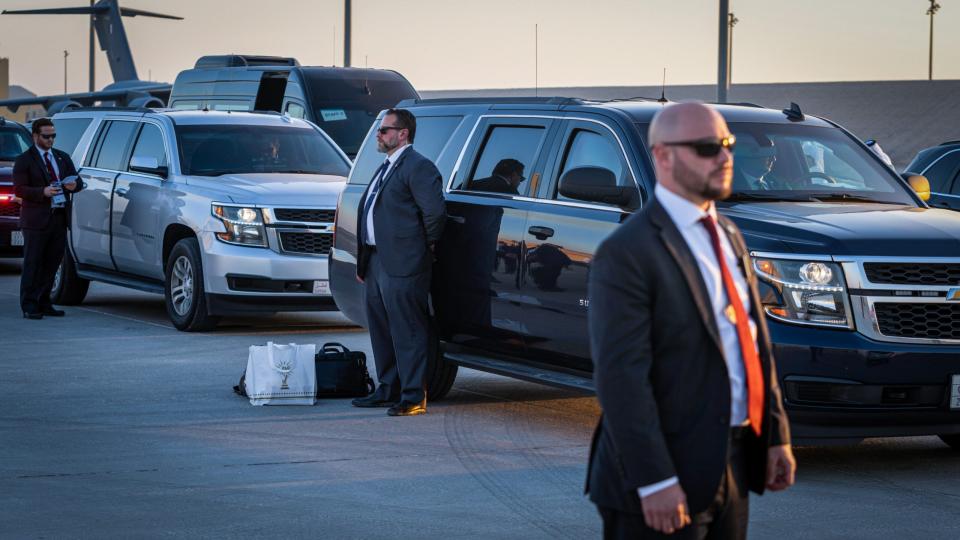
left=433, top=116, right=557, bottom=357
left=521, top=119, right=640, bottom=372
left=112, top=122, right=168, bottom=279
left=72, top=119, right=138, bottom=269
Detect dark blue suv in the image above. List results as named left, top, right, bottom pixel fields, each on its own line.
left=331, top=97, right=960, bottom=446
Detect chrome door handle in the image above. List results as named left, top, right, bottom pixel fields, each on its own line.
left=115, top=187, right=129, bottom=197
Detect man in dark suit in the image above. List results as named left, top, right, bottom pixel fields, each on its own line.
left=586, top=103, right=795, bottom=539
left=13, top=117, right=81, bottom=319
left=469, top=158, right=526, bottom=195
left=352, top=108, right=446, bottom=416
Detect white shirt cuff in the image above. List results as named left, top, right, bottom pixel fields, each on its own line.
left=637, top=476, right=679, bottom=499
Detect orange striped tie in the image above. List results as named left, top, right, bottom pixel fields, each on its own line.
left=700, top=214, right=764, bottom=436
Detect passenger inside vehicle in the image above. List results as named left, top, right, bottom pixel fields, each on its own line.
left=469, top=158, right=526, bottom=195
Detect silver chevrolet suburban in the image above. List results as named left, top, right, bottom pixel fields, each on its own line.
left=50, top=108, right=351, bottom=330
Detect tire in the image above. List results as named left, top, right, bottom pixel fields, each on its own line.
left=425, top=329, right=458, bottom=401
left=50, top=248, right=89, bottom=305
left=939, top=434, right=960, bottom=450
left=164, top=238, right=220, bottom=331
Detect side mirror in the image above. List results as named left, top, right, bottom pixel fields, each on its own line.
left=558, top=166, right=639, bottom=209
left=902, top=172, right=931, bottom=202
left=129, top=156, right=168, bottom=178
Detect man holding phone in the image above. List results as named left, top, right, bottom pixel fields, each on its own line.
left=13, top=117, right=81, bottom=319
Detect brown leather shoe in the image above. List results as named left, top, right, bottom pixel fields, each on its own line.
left=387, top=398, right=426, bottom=417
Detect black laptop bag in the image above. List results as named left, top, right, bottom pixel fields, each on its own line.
left=314, top=343, right=375, bottom=398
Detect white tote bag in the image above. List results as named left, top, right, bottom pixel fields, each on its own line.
left=245, top=342, right=317, bottom=406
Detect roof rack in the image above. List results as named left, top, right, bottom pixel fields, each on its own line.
left=938, top=140, right=960, bottom=146
left=59, top=106, right=157, bottom=113
left=193, top=55, right=300, bottom=69
left=726, top=102, right=765, bottom=108
left=398, top=96, right=583, bottom=107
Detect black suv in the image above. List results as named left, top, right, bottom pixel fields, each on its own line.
left=0, top=117, right=32, bottom=257
left=905, top=140, right=960, bottom=211
left=331, top=97, right=960, bottom=445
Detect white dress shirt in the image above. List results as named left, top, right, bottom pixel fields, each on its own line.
left=638, top=184, right=757, bottom=499
left=363, top=144, right=410, bottom=246
left=36, top=145, right=60, bottom=180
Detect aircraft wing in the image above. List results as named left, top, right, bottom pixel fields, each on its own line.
left=0, top=83, right=172, bottom=113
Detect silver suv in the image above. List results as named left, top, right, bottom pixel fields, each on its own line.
left=50, top=108, right=351, bottom=330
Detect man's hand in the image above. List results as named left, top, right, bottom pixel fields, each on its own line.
left=62, top=179, right=78, bottom=192
left=640, top=483, right=691, bottom=534
left=356, top=275, right=364, bottom=284
left=43, top=185, right=62, bottom=198
left=766, top=444, right=796, bottom=491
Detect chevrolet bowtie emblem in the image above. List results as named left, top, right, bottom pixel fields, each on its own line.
left=948, top=288, right=960, bottom=301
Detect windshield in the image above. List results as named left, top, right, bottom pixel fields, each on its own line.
left=301, top=71, right=418, bottom=157
left=175, top=124, right=351, bottom=177
left=636, top=121, right=917, bottom=205
left=0, top=126, right=32, bottom=161
left=723, top=122, right=915, bottom=205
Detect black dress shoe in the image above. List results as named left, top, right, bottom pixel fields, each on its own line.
left=22, top=311, right=43, bottom=320
left=41, top=307, right=65, bottom=317
left=387, top=399, right=427, bottom=417
left=351, top=394, right=399, bottom=408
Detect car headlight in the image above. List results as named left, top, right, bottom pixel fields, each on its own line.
left=753, top=257, right=852, bottom=329
left=212, top=204, right=267, bottom=247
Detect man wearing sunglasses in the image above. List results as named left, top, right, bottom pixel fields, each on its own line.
left=586, top=103, right=794, bottom=539
left=13, top=117, right=81, bottom=320
left=353, top=108, right=445, bottom=417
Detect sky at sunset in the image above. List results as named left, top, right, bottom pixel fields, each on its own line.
left=0, top=0, right=958, bottom=96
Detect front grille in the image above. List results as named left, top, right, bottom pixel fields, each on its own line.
left=0, top=202, right=19, bottom=218
left=273, top=208, right=336, bottom=223
left=875, top=302, right=960, bottom=340
left=865, top=262, right=960, bottom=285
left=279, top=232, right=333, bottom=255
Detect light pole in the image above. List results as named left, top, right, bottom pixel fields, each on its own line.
left=63, top=50, right=69, bottom=93
left=717, top=0, right=730, bottom=103
left=727, top=12, right=739, bottom=90
left=344, top=0, right=351, bottom=67
left=927, top=0, right=941, bottom=80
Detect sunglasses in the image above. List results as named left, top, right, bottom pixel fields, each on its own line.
left=661, top=136, right=735, bottom=157
left=39, top=133, right=57, bottom=140
left=377, top=126, right=404, bottom=135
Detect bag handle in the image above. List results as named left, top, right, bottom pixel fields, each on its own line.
left=322, top=342, right=349, bottom=354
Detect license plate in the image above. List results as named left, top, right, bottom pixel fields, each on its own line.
left=11, top=230, right=23, bottom=246
left=313, top=280, right=330, bottom=295
left=951, top=375, right=960, bottom=410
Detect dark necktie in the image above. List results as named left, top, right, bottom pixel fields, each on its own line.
left=44, top=152, right=59, bottom=182
left=361, top=160, right=391, bottom=243
left=700, top=214, right=764, bottom=436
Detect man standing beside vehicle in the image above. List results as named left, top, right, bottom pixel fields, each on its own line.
left=586, top=103, right=795, bottom=539
left=13, top=118, right=80, bottom=319
left=352, top=108, right=445, bottom=417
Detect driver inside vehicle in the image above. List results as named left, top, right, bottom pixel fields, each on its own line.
left=733, top=135, right=778, bottom=190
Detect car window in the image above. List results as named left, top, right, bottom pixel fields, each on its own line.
left=555, top=128, right=632, bottom=203
left=171, top=100, right=202, bottom=110
left=128, top=123, right=167, bottom=169
left=51, top=118, right=92, bottom=156
left=727, top=123, right=915, bottom=205
left=920, top=149, right=960, bottom=193
left=0, top=126, right=31, bottom=160
left=93, top=120, right=138, bottom=171
left=348, top=115, right=462, bottom=186
left=459, top=125, right=547, bottom=196
left=175, top=124, right=350, bottom=177
left=286, top=102, right=306, bottom=119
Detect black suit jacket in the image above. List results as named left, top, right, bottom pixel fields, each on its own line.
left=356, top=147, right=446, bottom=279
left=13, top=146, right=80, bottom=230
left=585, top=200, right=790, bottom=515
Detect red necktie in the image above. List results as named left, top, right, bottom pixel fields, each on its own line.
left=44, top=152, right=59, bottom=182
left=700, top=214, right=764, bottom=436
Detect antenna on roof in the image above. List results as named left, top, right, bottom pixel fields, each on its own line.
left=658, top=68, right=668, bottom=103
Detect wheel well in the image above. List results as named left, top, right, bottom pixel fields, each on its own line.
left=163, top=224, right=196, bottom=270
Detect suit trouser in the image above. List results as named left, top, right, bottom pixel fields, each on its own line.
left=363, top=251, right=431, bottom=403
left=20, top=212, right=67, bottom=314
left=597, top=430, right=750, bottom=540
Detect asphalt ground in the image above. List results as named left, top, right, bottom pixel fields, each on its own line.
left=1, top=258, right=958, bottom=539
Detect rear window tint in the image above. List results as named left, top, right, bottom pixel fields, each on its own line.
left=52, top=117, right=93, bottom=157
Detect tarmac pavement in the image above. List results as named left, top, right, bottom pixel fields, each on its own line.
left=1, top=258, right=958, bottom=539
